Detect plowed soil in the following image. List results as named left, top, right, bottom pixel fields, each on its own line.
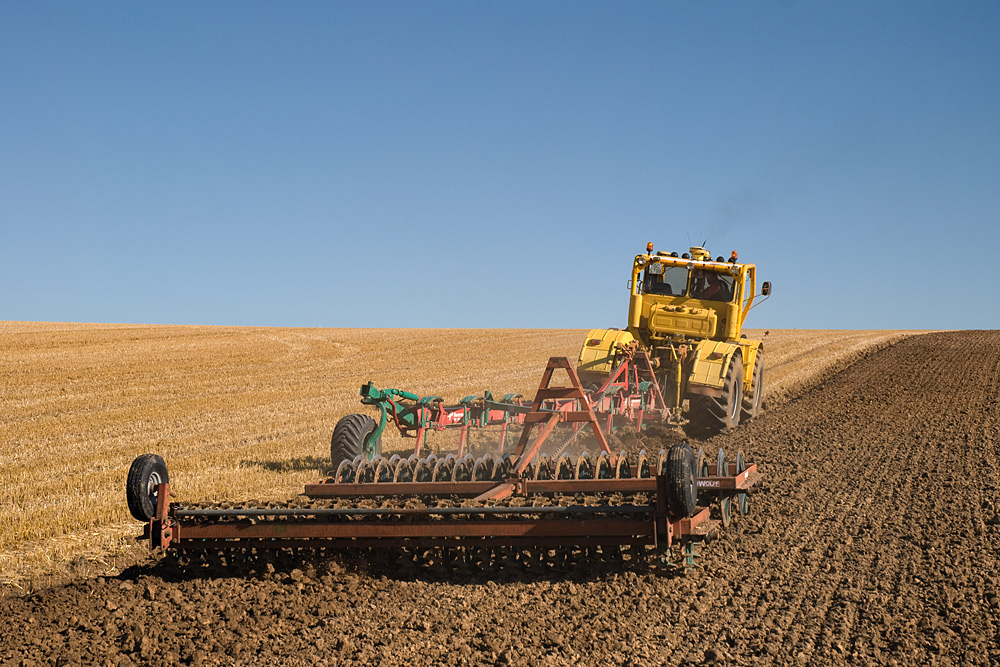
left=3, top=330, right=999, bottom=666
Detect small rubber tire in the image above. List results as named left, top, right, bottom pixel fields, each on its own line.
left=331, top=414, right=382, bottom=468
left=126, top=454, right=169, bottom=522
left=741, top=349, right=764, bottom=422
left=665, top=442, right=698, bottom=519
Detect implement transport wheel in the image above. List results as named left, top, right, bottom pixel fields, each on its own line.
left=126, top=454, right=169, bottom=521
left=741, top=349, right=764, bottom=422
left=665, top=443, right=698, bottom=519
left=689, top=353, right=743, bottom=436
left=331, top=414, right=382, bottom=468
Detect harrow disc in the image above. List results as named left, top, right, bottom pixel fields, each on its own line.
left=597, top=452, right=613, bottom=479
left=736, top=450, right=750, bottom=516
left=534, top=455, right=554, bottom=480
left=356, top=457, right=375, bottom=484
left=493, top=454, right=513, bottom=481
left=414, top=456, right=434, bottom=482
left=432, top=454, right=455, bottom=482
left=556, top=454, right=574, bottom=480
left=473, top=454, right=495, bottom=481
left=453, top=455, right=475, bottom=482
left=374, top=457, right=394, bottom=483
left=720, top=496, right=733, bottom=527
left=615, top=452, right=632, bottom=479
left=393, top=457, right=414, bottom=482
left=636, top=450, right=651, bottom=479
left=697, top=448, right=709, bottom=478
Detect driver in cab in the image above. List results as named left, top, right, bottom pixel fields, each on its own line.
left=692, top=271, right=731, bottom=301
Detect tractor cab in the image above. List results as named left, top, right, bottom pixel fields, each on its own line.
left=630, top=246, right=756, bottom=343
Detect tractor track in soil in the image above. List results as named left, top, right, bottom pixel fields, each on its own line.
left=3, top=330, right=1000, bottom=666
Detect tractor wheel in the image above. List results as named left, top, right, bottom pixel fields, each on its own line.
left=741, top=349, right=764, bottom=421
left=665, top=442, right=698, bottom=519
left=331, top=414, right=382, bottom=469
left=126, top=454, right=169, bottom=522
left=689, top=354, right=744, bottom=436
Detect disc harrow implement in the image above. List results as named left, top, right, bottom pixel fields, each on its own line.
left=331, top=349, right=671, bottom=466
left=126, top=356, right=762, bottom=571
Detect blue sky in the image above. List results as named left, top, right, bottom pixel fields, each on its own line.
left=2, top=2, right=998, bottom=330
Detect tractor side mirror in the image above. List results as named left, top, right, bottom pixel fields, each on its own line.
left=761, top=281, right=772, bottom=296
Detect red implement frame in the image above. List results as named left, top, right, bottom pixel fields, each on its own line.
left=144, top=476, right=735, bottom=554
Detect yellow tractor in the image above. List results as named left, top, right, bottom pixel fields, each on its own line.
left=578, top=243, right=771, bottom=435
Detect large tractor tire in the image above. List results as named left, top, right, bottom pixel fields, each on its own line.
left=126, top=454, right=169, bottom=522
left=741, top=349, right=764, bottom=421
left=689, top=353, right=744, bottom=436
left=665, top=442, right=698, bottom=519
left=331, top=413, right=382, bottom=468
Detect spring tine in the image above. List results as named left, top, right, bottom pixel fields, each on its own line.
left=335, top=459, right=355, bottom=484
left=356, top=458, right=373, bottom=484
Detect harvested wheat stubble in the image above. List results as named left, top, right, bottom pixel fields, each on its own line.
left=3, top=329, right=997, bottom=667
left=0, top=322, right=919, bottom=594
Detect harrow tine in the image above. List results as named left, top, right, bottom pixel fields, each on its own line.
left=335, top=459, right=355, bottom=483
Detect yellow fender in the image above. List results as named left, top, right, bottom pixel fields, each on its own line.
left=687, top=340, right=742, bottom=396
left=739, top=340, right=763, bottom=396
left=577, top=329, right=635, bottom=381
left=687, top=339, right=763, bottom=399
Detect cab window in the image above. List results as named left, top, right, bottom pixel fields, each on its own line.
left=643, top=265, right=688, bottom=296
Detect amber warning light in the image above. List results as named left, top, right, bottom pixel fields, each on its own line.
left=646, top=242, right=654, bottom=253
